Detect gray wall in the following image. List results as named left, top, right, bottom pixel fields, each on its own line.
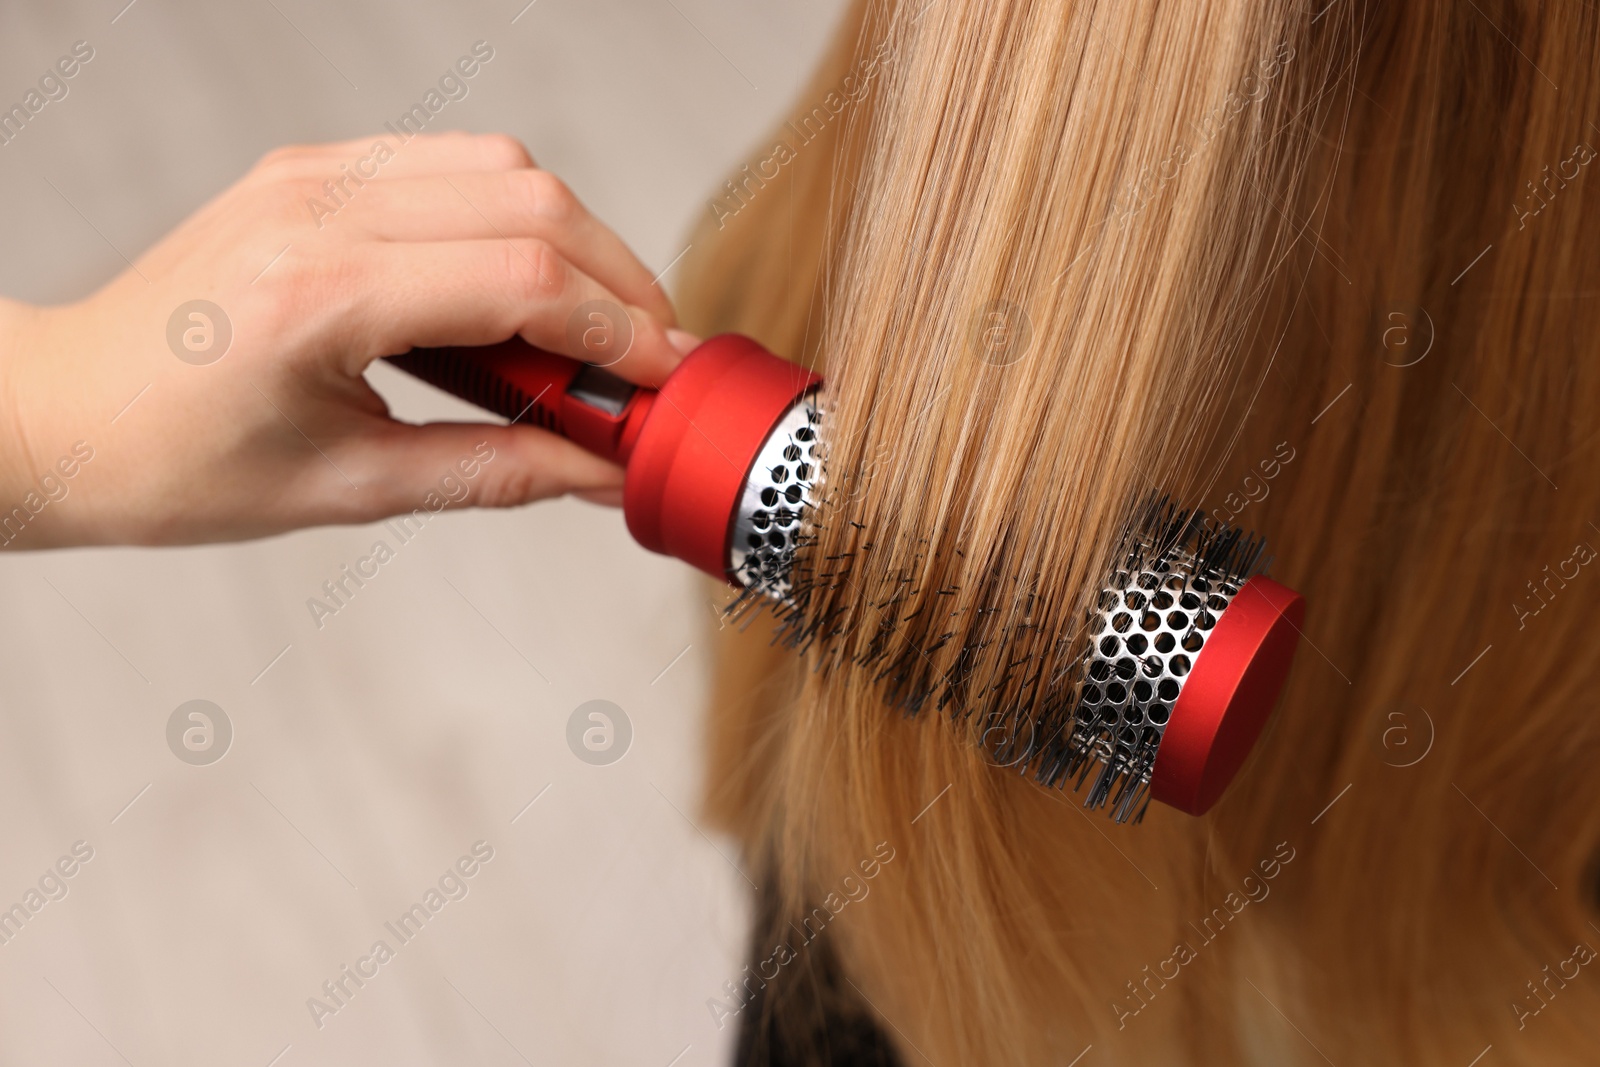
left=0, top=1, right=845, bottom=1063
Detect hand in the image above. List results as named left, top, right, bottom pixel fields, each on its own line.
left=0, top=132, right=697, bottom=548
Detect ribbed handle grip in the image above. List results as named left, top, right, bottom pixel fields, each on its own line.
left=387, top=339, right=654, bottom=465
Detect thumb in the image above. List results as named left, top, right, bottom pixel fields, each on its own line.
left=359, top=421, right=625, bottom=518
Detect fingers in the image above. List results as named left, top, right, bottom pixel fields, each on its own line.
left=571, top=486, right=625, bottom=508
left=328, top=170, right=675, bottom=325
left=252, top=132, right=536, bottom=184
left=353, top=421, right=625, bottom=518
left=337, top=238, right=691, bottom=388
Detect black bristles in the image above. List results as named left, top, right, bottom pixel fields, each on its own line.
left=728, top=488, right=1269, bottom=823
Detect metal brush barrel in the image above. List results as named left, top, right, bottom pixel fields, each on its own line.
left=725, top=405, right=1250, bottom=824
left=1040, top=543, right=1250, bottom=822
left=728, top=392, right=822, bottom=592
left=714, top=382, right=1293, bottom=827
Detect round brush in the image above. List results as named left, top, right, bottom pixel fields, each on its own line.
left=388, top=336, right=1304, bottom=821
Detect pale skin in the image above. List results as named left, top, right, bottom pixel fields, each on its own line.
left=0, top=132, right=698, bottom=548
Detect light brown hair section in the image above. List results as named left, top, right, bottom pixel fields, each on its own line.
left=677, top=1, right=1600, bottom=1063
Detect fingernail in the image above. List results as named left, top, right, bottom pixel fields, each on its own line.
left=666, top=329, right=701, bottom=357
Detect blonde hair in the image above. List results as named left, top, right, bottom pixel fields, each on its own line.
left=679, top=1, right=1600, bottom=1063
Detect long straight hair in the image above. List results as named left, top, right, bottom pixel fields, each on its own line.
left=679, top=1, right=1600, bottom=1063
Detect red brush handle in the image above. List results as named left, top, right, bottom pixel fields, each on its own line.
left=388, top=339, right=655, bottom=465
left=388, top=335, right=823, bottom=583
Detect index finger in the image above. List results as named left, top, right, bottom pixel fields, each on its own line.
left=335, top=238, right=696, bottom=388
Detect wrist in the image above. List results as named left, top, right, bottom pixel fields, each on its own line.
left=0, top=299, right=95, bottom=551
left=0, top=297, right=44, bottom=501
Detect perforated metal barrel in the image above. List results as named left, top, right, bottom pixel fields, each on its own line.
left=621, top=335, right=821, bottom=584
left=1052, top=544, right=1304, bottom=821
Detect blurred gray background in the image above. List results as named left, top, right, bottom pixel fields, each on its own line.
left=0, top=1, right=846, bottom=1063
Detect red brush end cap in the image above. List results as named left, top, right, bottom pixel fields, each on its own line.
left=622, top=335, right=821, bottom=582
left=1150, top=576, right=1306, bottom=815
